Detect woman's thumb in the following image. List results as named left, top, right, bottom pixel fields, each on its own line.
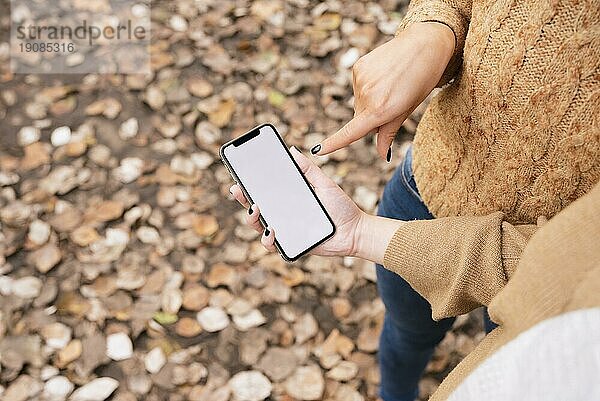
left=290, top=147, right=335, bottom=188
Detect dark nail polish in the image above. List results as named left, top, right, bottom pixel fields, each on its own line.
left=310, top=144, right=321, bottom=155
left=248, top=205, right=253, bottom=215
left=386, top=147, right=392, bottom=162
left=264, top=228, right=270, bottom=236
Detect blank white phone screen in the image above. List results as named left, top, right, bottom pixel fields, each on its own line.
left=224, top=125, right=334, bottom=259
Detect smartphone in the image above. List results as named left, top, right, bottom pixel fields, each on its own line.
left=220, top=124, right=335, bottom=262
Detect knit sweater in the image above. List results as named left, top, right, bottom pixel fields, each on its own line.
left=384, top=181, right=600, bottom=400
left=398, top=0, right=600, bottom=222
left=385, top=0, right=600, bottom=316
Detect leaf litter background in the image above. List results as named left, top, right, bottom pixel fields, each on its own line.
left=0, top=0, right=485, bottom=400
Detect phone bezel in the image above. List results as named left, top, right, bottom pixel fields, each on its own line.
left=219, top=123, right=336, bottom=262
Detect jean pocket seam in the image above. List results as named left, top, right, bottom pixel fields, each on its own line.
left=400, top=163, right=423, bottom=202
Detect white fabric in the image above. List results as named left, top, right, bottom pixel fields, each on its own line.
left=449, top=308, right=600, bottom=401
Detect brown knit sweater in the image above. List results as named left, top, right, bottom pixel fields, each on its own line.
left=385, top=0, right=600, bottom=320
left=384, top=181, right=600, bottom=400
left=399, top=0, right=600, bottom=223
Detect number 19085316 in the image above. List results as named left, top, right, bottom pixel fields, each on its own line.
left=19, top=42, right=75, bottom=53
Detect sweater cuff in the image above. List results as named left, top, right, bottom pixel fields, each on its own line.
left=382, top=213, right=508, bottom=320
left=396, top=1, right=468, bottom=85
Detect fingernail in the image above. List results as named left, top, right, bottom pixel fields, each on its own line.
left=248, top=205, right=253, bottom=215
left=386, top=147, right=392, bottom=163
left=264, top=228, right=270, bottom=237
left=310, top=144, right=321, bottom=155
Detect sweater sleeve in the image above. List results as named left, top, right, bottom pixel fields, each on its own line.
left=397, top=0, right=472, bottom=85
left=382, top=212, right=538, bottom=320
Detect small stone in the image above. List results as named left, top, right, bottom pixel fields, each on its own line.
left=315, top=12, right=341, bottom=30
left=70, top=377, right=119, bottom=401
left=187, top=362, right=209, bottom=385
left=85, top=98, right=122, bottom=119
left=228, top=371, right=272, bottom=401
left=182, top=285, right=210, bottom=311
left=196, top=306, right=229, bottom=332
left=113, top=157, right=144, bottom=183
left=208, top=98, right=236, bottom=128
left=284, top=366, right=325, bottom=401
left=127, top=374, right=152, bottom=395
left=3, top=375, right=42, bottom=401
left=41, top=322, right=72, bottom=349
left=106, top=332, right=133, bottom=361
left=70, top=226, right=100, bottom=246
left=18, top=126, right=40, bottom=146
left=144, top=86, right=166, bottom=110
left=89, top=145, right=111, bottom=166
left=194, top=121, right=221, bottom=145
left=56, top=339, right=82, bottom=368
left=44, top=376, right=74, bottom=400
left=182, top=255, right=206, bottom=274
left=21, top=142, right=50, bottom=170
left=245, top=266, right=268, bottom=288
left=293, top=313, right=319, bottom=344
left=41, top=365, right=59, bottom=381
left=192, top=214, right=219, bottom=237
left=0, top=336, right=44, bottom=370
left=339, top=48, right=360, bottom=69
left=331, top=298, right=352, bottom=319
left=30, top=243, right=62, bottom=273
left=153, top=311, right=178, bottom=325
left=170, top=155, right=195, bottom=175
left=175, top=317, right=202, bottom=337
left=65, top=141, right=87, bottom=157
left=227, top=298, right=253, bottom=316
left=156, top=115, right=182, bottom=138
left=144, top=347, right=166, bottom=374
left=51, top=126, right=71, bottom=147
left=326, top=361, right=358, bottom=381
left=233, top=309, right=267, bottom=331
left=169, top=15, right=188, bottom=31
left=190, top=152, right=214, bottom=170
left=161, top=288, right=183, bottom=314
left=136, top=226, right=160, bottom=244
left=186, top=77, right=213, bottom=98
left=119, top=118, right=139, bottom=140
left=333, top=385, right=364, bottom=401
left=91, top=200, right=125, bottom=222
left=206, top=263, right=236, bottom=288
left=357, top=321, right=382, bottom=353
left=13, top=276, right=43, bottom=299
left=257, top=347, right=298, bottom=382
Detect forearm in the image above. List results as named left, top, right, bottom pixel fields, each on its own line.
left=352, top=213, right=406, bottom=265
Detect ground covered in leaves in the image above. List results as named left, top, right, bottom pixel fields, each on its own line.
left=0, top=0, right=484, bottom=400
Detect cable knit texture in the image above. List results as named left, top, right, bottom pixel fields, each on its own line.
left=400, top=0, right=600, bottom=224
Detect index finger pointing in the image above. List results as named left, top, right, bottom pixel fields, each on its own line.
left=312, top=113, right=378, bottom=155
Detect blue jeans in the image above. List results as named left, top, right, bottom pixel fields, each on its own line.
left=376, top=147, right=495, bottom=401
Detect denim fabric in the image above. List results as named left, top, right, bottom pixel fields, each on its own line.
left=376, top=147, right=498, bottom=401
left=376, top=146, right=455, bottom=401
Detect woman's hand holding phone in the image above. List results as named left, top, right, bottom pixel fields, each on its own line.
left=230, top=147, right=404, bottom=264
left=310, top=22, right=455, bottom=161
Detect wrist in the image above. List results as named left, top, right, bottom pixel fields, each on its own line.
left=414, top=21, right=456, bottom=61
left=351, top=213, right=405, bottom=265
left=350, top=212, right=372, bottom=260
